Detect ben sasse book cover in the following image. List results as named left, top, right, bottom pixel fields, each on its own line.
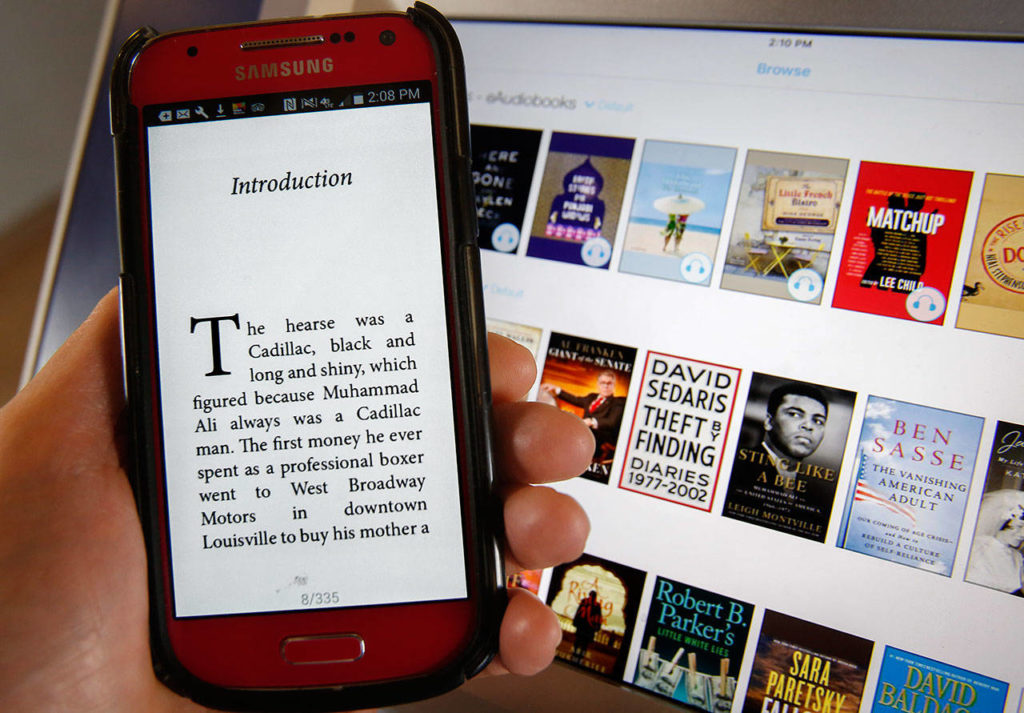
left=838, top=396, right=984, bottom=576
left=956, top=172, right=1024, bottom=340
left=744, top=610, right=873, bottom=713
left=546, top=553, right=646, bottom=681
left=526, top=131, right=635, bottom=269
left=537, top=332, right=637, bottom=484
left=469, top=124, right=543, bottom=254
left=632, top=575, right=752, bottom=712
left=722, top=373, right=856, bottom=542
left=832, top=161, right=973, bottom=324
left=872, top=646, right=1008, bottom=713
left=964, top=420, right=1024, bottom=595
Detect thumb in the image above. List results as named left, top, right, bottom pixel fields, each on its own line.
left=0, top=288, right=125, bottom=482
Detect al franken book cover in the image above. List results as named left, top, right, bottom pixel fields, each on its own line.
left=832, top=161, right=973, bottom=324
left=469, top=124, right=543, bottom=254
left=526, top=131, right=635, bottom=269
left=964, top=420, right=1024, bottom=595
left=619, top=351, right=741, bottom=512
left=957, top=173, right=1024, bottom=339
left=720, top=149, right=848, bottom=304
left=722, top=373, right=856, bottom=542
left=538, top=332, right=637, bottom=484
left=872, top=647, right=1008, bottom=713
left=632, top=576, right=753, bottom=712
left=743, top=610, right=873, bottom=713
left=837, top=396, right=984, bottom=576
left=618, top=140, right=737, bottom=286
left=546, top=553, right=647, bottom=681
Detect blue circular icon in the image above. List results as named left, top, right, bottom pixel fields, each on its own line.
left=906, top=286, right=946, bottom=322
left=679, top=252, right=713, bottom=284
left=581, top=237, right=612, bottom=267
left=786, top=268, right=824, bottom=302
left=491, top=223, right=520, bottom=253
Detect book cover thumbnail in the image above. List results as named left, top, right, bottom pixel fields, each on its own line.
left=964, top=420, right=1024, bottom=595
left=720, top=149, right=848, bottom=304
left=526, top=131, right=635, bottom=269
left=633, top=576, right=753, bottom=712
left=957, top=173, right=1024, bottom=339
left=837, top=396, right=984, bottom=576
left=743, top=610, right=873, bottom=713
left=538, top=332, right=637, bottom=483
left=546, top=553, right=647, bottom=680
left=484, top=317, right=543, bottom=359
left=832, top=161, right=973, bottom=324
left=872, top=646, right=1008, bottom=713
left=618, top=140, right=737, bottom=286
left=470, top=124, right=543, bottom=254
left=722, top=373, right=856, bottom=542
left=619, top=351, right=741, bottom=511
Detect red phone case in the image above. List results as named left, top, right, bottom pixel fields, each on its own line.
left=111, top=5, right=502, bottom=710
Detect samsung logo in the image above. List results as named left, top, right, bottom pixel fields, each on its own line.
left=235, top=58, right=334, bottom=81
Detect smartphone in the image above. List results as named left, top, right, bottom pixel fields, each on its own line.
left=111, top=5, right=501, bottom=710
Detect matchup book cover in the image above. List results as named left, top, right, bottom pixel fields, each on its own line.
left=469, top=124, right=543, bottom=254
left=618, top=140, right=737, bottom=286
left=526, top=131, right=635, bottom=269
left=957, top=172, right=1024, bottom=339
left=872, top=646, right=1008, bottom=713
left=619, top=350, right=741, bottom=511
left=538, top=332, right=637, bottom=483
left=546, top=553, right=646, bottom=681
left=832, top=161, right=973, bottom=324
left=964, top=420, right=1024, bottom=595
left=837, top=396, right=984, bottom=576
left=720, top=149, right=848, bottom=304
left=632, top=576, right=752, bottom=712
left=743, top=610, right=873, bottom=713
left=722, top=373, right=856, bottom=542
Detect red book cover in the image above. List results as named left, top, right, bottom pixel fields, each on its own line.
left=831, top=161, right=973, bottom=323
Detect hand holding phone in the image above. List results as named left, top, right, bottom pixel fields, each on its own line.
left=0, top=291, right=593, bottom=712
left=105, top=4, right=591, bottom=709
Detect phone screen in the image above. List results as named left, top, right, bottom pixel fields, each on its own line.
left=142, top=81, right=469, bottom=618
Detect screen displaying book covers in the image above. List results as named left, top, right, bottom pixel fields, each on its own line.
left=455, top=17, right=1024, bottom=712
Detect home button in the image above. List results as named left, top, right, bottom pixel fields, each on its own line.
left=281, top=633, right=365, bottom=664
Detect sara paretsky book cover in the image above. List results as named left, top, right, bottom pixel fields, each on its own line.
left=526, top=131, right=634, bottom=269
left=837, top=395, right=984, bottom=576
left=743, top=610, right=873, bottom=713
left=832, top=161, right=973, bottom=324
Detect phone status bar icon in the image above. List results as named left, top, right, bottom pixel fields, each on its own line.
left=283, top=97, right=297, bottom=111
